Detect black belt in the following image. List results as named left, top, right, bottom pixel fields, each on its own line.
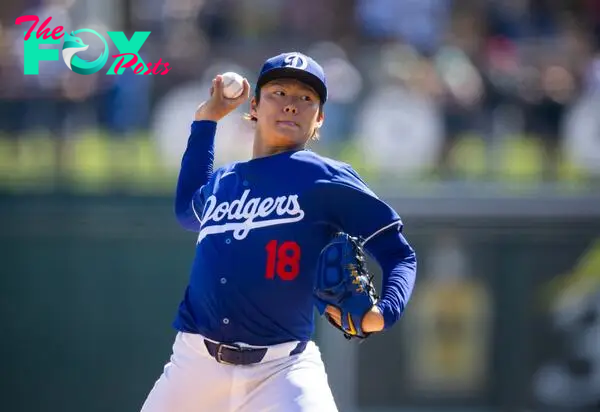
left=204, top=340, right=308, bottom=366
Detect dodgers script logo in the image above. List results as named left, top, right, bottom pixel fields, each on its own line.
left=196, top=190, right=305, bottom=243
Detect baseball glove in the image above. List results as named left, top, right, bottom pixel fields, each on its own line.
left=314, top=232, right=378, bottom=340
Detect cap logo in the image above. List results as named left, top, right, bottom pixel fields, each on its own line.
left=283, top=53, right=308, bottom=70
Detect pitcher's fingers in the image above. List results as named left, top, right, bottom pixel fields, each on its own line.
left=213, top=75, right=224, bottom=100
left=240, top=79, right=251, bottom=100
left=209, top=77, right=218, bottom=96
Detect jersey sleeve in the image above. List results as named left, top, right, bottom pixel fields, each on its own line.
left=316, top=164, right=403, bottom=238
left=313, top=164, right=417, bottom=329
left=174, top=120, right=217, bottom=232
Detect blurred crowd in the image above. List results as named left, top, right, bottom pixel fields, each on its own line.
left=1, top=0, right=600, bottom=184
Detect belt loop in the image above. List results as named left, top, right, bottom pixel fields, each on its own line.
left=289, top=341, right=308, bottom=356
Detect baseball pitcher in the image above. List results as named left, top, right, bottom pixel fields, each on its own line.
left=140, top=52, right=418, bottom=412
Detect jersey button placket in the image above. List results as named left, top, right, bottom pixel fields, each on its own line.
left=221, top=186, right=236, bottom=329
left=220, top=246, right=229, bottom=323
left=223, top=236, right=231, bottom=284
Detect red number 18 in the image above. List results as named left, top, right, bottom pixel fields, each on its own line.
left=265, top=240, right=301, bottom=281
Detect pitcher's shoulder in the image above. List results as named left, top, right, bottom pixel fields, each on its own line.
left=291, top=150, right=354, bottom=177
left=292, top=150, right=376, bottom=196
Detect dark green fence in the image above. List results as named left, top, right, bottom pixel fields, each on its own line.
left=0, top=195, right=195, bottom=412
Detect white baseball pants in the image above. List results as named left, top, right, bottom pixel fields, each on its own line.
left=140, top=332, right=339, bottom=412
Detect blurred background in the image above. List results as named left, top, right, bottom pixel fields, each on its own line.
left=1, top=0, right=600, bottom=411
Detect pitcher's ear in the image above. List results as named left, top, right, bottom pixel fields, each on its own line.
left=317, top=109, right=324, bottom=126
left=250, top=96, right=258, bottom=118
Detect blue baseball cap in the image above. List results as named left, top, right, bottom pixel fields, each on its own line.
left=255, top=52, right=327, bottom=103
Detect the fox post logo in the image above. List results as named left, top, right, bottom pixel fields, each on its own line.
left=15, top=15, right=171, bottom=75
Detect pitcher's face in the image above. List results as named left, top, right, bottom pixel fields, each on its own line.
left=251, top=78, right=323, bottom=146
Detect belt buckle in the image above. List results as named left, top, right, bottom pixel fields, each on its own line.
left=216, top=343, right=240, bottom=365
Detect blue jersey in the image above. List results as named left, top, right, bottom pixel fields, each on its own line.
left=173, top=121, right=417, bottom=346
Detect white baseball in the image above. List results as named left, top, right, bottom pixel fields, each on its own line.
left=221, top=72, right=244, bottom=99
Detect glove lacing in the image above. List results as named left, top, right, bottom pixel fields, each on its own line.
left=354, top=237, right=379, bottom=302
